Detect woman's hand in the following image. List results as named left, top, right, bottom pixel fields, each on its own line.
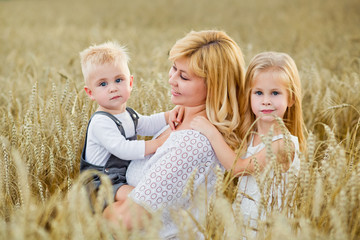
left=103, top=197, right=150, bottom=230
left=168, top=105, right=185, bottom=130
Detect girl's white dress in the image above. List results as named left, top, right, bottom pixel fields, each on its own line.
left=237, top=134, right=300, bottom=225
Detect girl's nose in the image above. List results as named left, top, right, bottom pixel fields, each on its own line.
left=262, top=96, right=271, bottom=105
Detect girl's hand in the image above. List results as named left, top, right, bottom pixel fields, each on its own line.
left=168, top=105, right=185, bottom=130
left=190, top=116, right=218, bottom=140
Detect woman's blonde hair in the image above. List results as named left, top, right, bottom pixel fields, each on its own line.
left=79, top=41, right=129, bottom=83
left=240, top=52, right=306, bottom=151
left=169, top=30, right=246, bottom=150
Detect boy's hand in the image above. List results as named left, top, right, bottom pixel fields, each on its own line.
left=190, top=116, right=217, bottom=140
left=168, top=105, right=184, bottom=130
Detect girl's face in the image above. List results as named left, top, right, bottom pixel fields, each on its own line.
left=250, top=70, right=292, bottom=124
left=168, top=57, right=207, bottom=107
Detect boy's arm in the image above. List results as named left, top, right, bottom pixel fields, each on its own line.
left=144, top=129, right=170, bottom=155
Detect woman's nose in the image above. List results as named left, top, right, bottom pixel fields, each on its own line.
left=168, top=70, right=177, bottom=85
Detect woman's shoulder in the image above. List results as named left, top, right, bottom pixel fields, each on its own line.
left=170, top=129, right=212, bottom=146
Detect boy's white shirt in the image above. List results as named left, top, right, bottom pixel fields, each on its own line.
left=85, top=111, right=167, bottom=166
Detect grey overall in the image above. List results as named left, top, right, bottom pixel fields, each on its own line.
left=80, top=107, right=139, bottom=200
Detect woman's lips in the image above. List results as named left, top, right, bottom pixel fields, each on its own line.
left=171, top=89, right=181, bottom=96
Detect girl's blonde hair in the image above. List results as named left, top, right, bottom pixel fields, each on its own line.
left=240, top=51, right=306, bottom=151
left=79, top=41, right=129, bottom=83
left=169, top=30, right=246, bottom=150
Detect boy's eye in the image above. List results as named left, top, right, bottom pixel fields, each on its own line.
left=99, top=82, right=107, bottom=87
left=115, top=78, right=122, bottom=83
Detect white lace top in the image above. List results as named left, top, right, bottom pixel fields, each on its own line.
left=237, top=134, right=300, bottom=223
left=127, top=128, right=221, bottom=239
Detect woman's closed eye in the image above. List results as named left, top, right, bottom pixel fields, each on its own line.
left=172, top=65, right=189, bottom=80
left=180, top=74, right=188, bottom=80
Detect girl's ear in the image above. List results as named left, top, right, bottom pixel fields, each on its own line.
left=84, top=86, right=95, bottom=100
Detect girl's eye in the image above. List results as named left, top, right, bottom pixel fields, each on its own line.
left=254, top=91, right=262, bottom=95
left=272, top=91, right=279, bottom=96
left=115, top=78, right=122, bottom=83
left=99, top=82, right=107, bottom=87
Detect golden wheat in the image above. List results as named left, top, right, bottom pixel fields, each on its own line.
left=0, top=0, right=359, bottom=239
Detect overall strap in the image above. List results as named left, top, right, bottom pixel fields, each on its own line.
left=80, top=111, right=127, bottom=171
left=93, top=111, right=126, bottom=136
left=125, top=107, right=139, bottom=134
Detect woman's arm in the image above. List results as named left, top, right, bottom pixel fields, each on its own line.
left=130, top=130, right=216, bottom=210
left=110, top=130, right=218, bottom=229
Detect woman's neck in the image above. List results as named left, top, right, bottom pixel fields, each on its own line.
left=176, top=104, right=206, bottom=130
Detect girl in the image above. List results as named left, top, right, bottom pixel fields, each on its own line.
left=191, top=51, right=305, bottom=222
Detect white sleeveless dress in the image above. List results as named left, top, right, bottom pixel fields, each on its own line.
left=237, top=134, right=300, bottom=225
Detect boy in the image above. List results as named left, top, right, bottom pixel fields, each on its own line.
left=79, top=41, right=178, bottom=203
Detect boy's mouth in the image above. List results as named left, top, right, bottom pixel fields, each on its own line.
left=110, top=96, right=120, bottom=100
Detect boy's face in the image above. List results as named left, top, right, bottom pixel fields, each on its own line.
left=84, top=63, right=133, bottom=115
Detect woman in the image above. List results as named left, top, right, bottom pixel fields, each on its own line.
left=103, top=30, right=246, bottom=239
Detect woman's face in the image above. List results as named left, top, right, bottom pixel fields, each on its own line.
left=168, top=57, right=207, bottom=107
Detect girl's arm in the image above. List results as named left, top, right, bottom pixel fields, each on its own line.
left=191, top=116, right=286, bottom=175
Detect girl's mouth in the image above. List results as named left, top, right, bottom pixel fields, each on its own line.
left=261, top=109, right=274, bottom=114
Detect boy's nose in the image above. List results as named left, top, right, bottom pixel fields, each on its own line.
left=109, top=83, right=118, bottom=92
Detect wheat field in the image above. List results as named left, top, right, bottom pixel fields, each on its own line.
left=0, top=0, right=360, bottom=239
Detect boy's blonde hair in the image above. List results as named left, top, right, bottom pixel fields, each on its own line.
left=80, top=41, right=130, bottom=83
left=240, top=52, right=306, bottom=151
left=169, top=30, right=246, bottom=150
